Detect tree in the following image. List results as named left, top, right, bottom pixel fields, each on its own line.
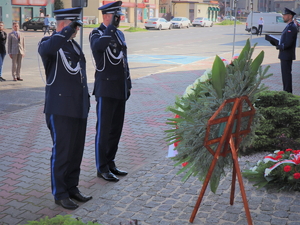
left=54, top=0, right=64, bottom=10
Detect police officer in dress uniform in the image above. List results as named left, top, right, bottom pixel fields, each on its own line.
left=38, top=7, right=92, bottom=209
left=89, top=1, right=131, bottom=182
left=276, top=8, right=298, bottom=93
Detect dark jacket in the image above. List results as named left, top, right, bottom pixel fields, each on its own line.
left=278, top=21, right=298, bottom=60
left=38, top=26, right=90, bottom=118
left=0, top=30, right=7, bottom=54
left=89, top=23, right=131, bottom=100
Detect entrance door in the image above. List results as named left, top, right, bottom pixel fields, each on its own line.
left=24, top=7, right=33, bottom=21
left=189, top=3, right=195, bottom=22
left=12, top=7, right=21, bottom=27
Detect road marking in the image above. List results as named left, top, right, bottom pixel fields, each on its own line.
left=128, top=54, right=207, bottom=65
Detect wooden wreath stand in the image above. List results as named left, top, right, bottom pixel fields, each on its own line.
left=189, top=96, right=255, bottom=225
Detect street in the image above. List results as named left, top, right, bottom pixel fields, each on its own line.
left=0, top=24, right=275, bottom=114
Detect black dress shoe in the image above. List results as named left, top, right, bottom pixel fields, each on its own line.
left=70, top=192, right=92, bottom=202
left=110, top=167, right=128, bottom=176
left=97, top=171, right=119, bottom=181
left=17, top=78, right=23, bottom=81
left=55, top=198, right=78, bottom=210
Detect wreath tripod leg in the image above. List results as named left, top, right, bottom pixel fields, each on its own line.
left=189, top=154, right=220, bottom=223
left=229, top=137, right=253, bottom=225
left=230, top=165, right=236, bottom=205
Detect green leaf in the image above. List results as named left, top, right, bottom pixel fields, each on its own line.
left=210, top=173, right=221, bottom=193
left=211, top=55, right=226, bottom=98
left=250, top=50, right=264, bottom=75
left=238, top=38, right=250, bottom=62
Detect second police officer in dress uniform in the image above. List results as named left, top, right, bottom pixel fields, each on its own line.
left=38, top=8, right=92, bottom=209
left=89, top=1, right=131, bottom=182
left=276, top=8, right=298, bottom=93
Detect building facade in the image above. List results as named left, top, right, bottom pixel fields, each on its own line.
left=0, top=0, right=53, bottom=29
left=62, top=0, right=159, bottom=24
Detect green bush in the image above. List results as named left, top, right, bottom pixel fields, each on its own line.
left=124, top=27, right=148, bottom=32
left=24, top=215, right=102, bottom=225
left=24, top=215, right=139, bottom=225
left=218, top=20, right=242, bottom=25
left=243, top=90, right=300, bottom=154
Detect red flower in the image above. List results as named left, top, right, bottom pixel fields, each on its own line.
left=277, top=151, right=285, bottom=155
left=286, top=148, right=293, bottom=152
left=284, top=165, right=292, bottom=172
left=293, top=173, right=300, bottom=179
left=182, top=162, right=188, bottom=167
left=294, top=158, right=300, bottom=165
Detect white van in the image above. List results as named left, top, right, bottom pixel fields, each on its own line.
left=245, top=12, right=286, bottom=34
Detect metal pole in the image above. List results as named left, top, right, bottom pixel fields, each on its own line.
left=80, top=9, right=83, bottom=49
left=232, top=0, right=238, bottom=57
left=250, top=0, right=253, bottom=43
left=134, top=0, right=137, bottom=28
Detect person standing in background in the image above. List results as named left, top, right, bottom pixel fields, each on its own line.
left=7, top=22, right=25, bottom=81
left=43, top=15, right=51, bottom=36
left=257, top=17, right=264, bottom=36
left=276, top=8, right=298, bottom=93
left=0, top=21, right=7, bottom=81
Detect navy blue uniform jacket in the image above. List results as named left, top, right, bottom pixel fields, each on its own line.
left=90, top=23, right=131, bottom=100
left=278, top=21, right=298, bottom=60
left=38, top=26, right=90, bottom=118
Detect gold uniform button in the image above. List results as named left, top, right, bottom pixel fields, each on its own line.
left=107, top=78, right=109, bottom=80
left=111, top=30, right=113, bottom=32
left=59, top=94, right=62, bottom=96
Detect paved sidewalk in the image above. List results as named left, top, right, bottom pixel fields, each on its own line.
left=1, top=45, right=300, bottom=225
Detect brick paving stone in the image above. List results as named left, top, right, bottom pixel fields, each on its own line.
left=0, top=215, right=23, bottom=225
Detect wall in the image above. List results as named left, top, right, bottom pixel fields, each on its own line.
left=174, top=3, right=189, bottom=17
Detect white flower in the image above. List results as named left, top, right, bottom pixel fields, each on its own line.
left=183, top=84, right=195, bottom=97
left=251, top=166, right=257, bottom=172
left=264, top=168, right=272, bottom=177
left=274, top=150, right=280, bottom=154
left=199, top=73, right=209, bottom=83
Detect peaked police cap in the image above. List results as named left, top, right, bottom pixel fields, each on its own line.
left=98, top=1, right=124, bottom=15
left=54, top=7, right=82, bottom=20
left=282, top=7, right=296, bottom=16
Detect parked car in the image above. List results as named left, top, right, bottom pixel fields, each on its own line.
left=223, top=16, right=236, bottom=20
left=22, top=17, right=56, bottom=32
left=192, top=17, right=213, bottom=27
left=144, top=18, right=172, bottom=30
left=170, top=17, right=191, bottom=29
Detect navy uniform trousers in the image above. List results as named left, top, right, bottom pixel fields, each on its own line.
left=95, top=97, right=126, bottom=173
left=281, top=59, right=293, bottom=93
left=46, top=114, right=87, bottom=200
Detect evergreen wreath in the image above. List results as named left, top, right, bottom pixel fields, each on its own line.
left=165, top=39, right=273, bottom=193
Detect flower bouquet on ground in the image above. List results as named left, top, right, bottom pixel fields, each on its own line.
left=165, top=39, right=273, bottom=193
left=243, top=149, right=300, bottom=191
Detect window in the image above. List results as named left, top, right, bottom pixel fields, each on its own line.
left=276, top=16, right=284, bottom=23
left=160, top=7, right=166, bottom=14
